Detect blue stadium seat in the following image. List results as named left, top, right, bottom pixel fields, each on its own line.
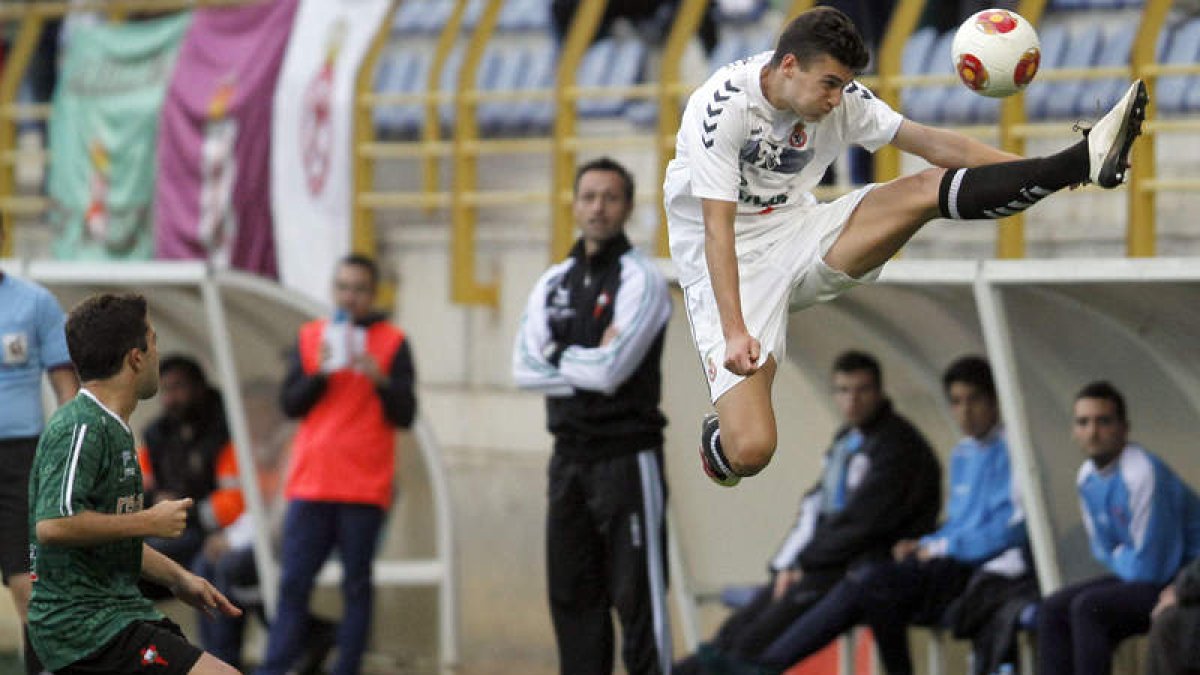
left=899, top=27, right=937, bottom=115
left=579, top=38, right=646, bottom=118
left=713, top=0, right=769, bottom=25
left=393, top=0, right=430, bottom=35
left=1037, top=23, right=1102, bottom=119
left=905, top=30, right=955, bottom=123
left=1024, top=23, right=1069, bottom=120
left=374, top=47, right=432, bottom=139
left=1158, top=19, right=1200, bottom=115
left=479, top=45, right=531, bottom=135
left=1075, top=22, right=1136, bottom=119
left=512, top=43, right=557, bottom=133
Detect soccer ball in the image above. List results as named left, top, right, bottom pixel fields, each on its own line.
left=951, top=9, right=1042, bottom=98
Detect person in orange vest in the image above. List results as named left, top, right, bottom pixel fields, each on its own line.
left=139, top=355, right=244, bottom=592
left=256, top=254, right=417, bottom=675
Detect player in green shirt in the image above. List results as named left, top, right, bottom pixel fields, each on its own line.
left=28, top=293, right=241, bottom=674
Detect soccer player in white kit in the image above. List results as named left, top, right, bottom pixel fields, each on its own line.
left=665, top=7, right=1147, bottom=486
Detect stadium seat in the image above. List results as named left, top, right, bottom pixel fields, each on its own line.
left=899, top=26, right=937, bottom=115
left=1075, top=22, right=1136, bottom=119
left=1023, top=22, right=1069, bottom=121
left=1036, top=23, right=1101, bottom=119
left=577, top=38, right=646, bottom=118
left=374, top=47, right=432, bottom=139
left=713, top=0, right=769, bottom=25
left=512, top=42, right=557, bottom=134
left=904, top=30, right=955, bottom=124
left=1157, top=19, right=1200, bottom=115
left=478, top=45, right=531, bottom=135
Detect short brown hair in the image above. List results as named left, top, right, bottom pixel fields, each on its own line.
left=772, top=7, right=870, bottom=72
left=66, top=293, right=149, bottom=381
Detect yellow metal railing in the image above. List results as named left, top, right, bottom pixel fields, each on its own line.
left=5, top=1, right=1200, bottom=291
left=654, top=0, right=709, bottom=258
left=450, top=0, right=504, bottom=305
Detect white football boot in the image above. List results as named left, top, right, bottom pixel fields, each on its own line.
left=1086, top=80, right=1148, bottom=188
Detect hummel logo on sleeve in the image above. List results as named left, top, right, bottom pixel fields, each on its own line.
left=701, top=80, right=741, bottom=150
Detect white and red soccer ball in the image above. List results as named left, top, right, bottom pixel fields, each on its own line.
left=951, top=8, right=1042, bottom=98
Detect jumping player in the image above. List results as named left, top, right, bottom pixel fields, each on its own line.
left=664, top=7, right=1147, bottom=486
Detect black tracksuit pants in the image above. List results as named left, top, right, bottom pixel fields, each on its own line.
left=1035, top=575, right=1160, bottom=675
left=547, top=448, right=671, bottom=675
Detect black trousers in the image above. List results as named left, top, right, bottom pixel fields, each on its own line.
left=547, top=449, right=670, bottom=675
left=1035, top=575, right=1160, bottom=675
left=757, top=557, right=975, bottom=674
left=674, top=570, right=842, bottom=674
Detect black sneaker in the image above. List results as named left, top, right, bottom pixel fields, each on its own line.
left=700, top=413, right=740, bottom=487
left=1086, top=79, right=1148, bottom=188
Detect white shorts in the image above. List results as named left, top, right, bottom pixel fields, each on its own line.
left=676, top=185, right=882, bottom=403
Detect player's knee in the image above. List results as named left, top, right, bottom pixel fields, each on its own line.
left=725, top=430, right=777, bottom=477
left=911, top=168, right=946, bottom=208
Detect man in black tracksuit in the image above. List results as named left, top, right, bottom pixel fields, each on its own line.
left=675, top=350, right=942, bottom=674
left=513, top=157, right=673, bottom=675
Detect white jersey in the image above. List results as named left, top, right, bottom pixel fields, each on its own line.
left=664, top=51, right=903, bottom=286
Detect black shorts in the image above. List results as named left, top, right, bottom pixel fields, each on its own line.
left=0, top=436, right=37, bottom=584
left=58, top=618, right=203, bottom=675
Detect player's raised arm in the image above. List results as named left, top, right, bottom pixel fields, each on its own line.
left=890, top=118, right=1021, bottom=169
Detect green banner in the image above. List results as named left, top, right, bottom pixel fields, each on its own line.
left=47, top=13, right=190, bottom=261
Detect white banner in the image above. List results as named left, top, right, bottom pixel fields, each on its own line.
left=271, top=0, right=391, bottom=303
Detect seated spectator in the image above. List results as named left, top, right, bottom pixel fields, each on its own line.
left=675, top=350, right=942, bottom=674
left=1036, top=381, right=1200, bottom=675
left=1147, top=555, right=1200, bottom=675
left=551, top=0, right=718, bottom=55
left=743, top=355, right=1030, bottom=675
left=139, top=355, right=243, bottom=585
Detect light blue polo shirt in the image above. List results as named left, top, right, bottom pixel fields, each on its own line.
left=0, top=273, right=72, bottom=439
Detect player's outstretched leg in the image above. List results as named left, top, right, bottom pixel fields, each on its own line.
left=827, top=80, right=1147, bottom=279
left=938, top=79, right=1147, bottom=220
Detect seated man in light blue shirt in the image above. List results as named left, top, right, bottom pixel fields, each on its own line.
left=745, top=356, right=1030, bottom=675
left=1036, top=381, right=1200, bottom=675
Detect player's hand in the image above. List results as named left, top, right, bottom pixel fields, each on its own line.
left=772, top=568, right=802, bottom=601
left=352, top=353, right=387, bottom=386
left=724, top=331, right=761, bottom=376
left=170, top=571, right=242, bottom=619
left=1152, top=584, right=1178, bottom=619
left=144, top=498, right=193, bottom=538
left=892, top=539, right=920, bottom=561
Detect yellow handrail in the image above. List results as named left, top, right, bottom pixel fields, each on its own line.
left=995, top=0, right=1048, bottom=259
left=655, top=0, right=708, bottom=258
left=1128, top=0, right=1170, bottom=257
left=424, top=0, right=469, bottom=204
left=450, top=0, right=504, bottom=306
left=550, top=0, right=608, bottom=261
left=874, top=0, right=926, bottom=184
left=353, top=0, right=401, bottom=263
left=786, top=0, right=816, bottom=19
left=0, top=14, right=44, bottom=257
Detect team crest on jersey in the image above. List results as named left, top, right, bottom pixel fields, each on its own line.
left=593, top=291, right=610, bottom=319
left=140, top=644, right=168, bottom=666
left=788, top=123, right=808, bottom=148
left=739, top=138, right=812, bottom=174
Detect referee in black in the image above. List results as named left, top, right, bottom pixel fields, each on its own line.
left=512, top=157, right=673, bottom=674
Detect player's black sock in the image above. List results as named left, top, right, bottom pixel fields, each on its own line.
left=938, top=140, right=1089, bottom=220
left=701, top=415, right=737, bottom=479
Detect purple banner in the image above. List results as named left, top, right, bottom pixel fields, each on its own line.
left=154, top=0, right=299, bottom=277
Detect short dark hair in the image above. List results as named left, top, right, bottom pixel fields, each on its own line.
left=159, top=354, right=206, bottom=386
left=942, top=356, right=996, bottom=400
left=1075, top=380, right=1128, bottom=423
left=339, top=253, right=379, bottom=289
left=66, top=293, right=149, bottom=382
left=574, top=157, right=635, bottom=205
left=771, top=7, right=870, bottom=72
left=833, top=350, right=881, bottom=388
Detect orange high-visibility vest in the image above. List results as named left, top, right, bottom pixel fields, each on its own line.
left=286, top=318, right=406, bottom=509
